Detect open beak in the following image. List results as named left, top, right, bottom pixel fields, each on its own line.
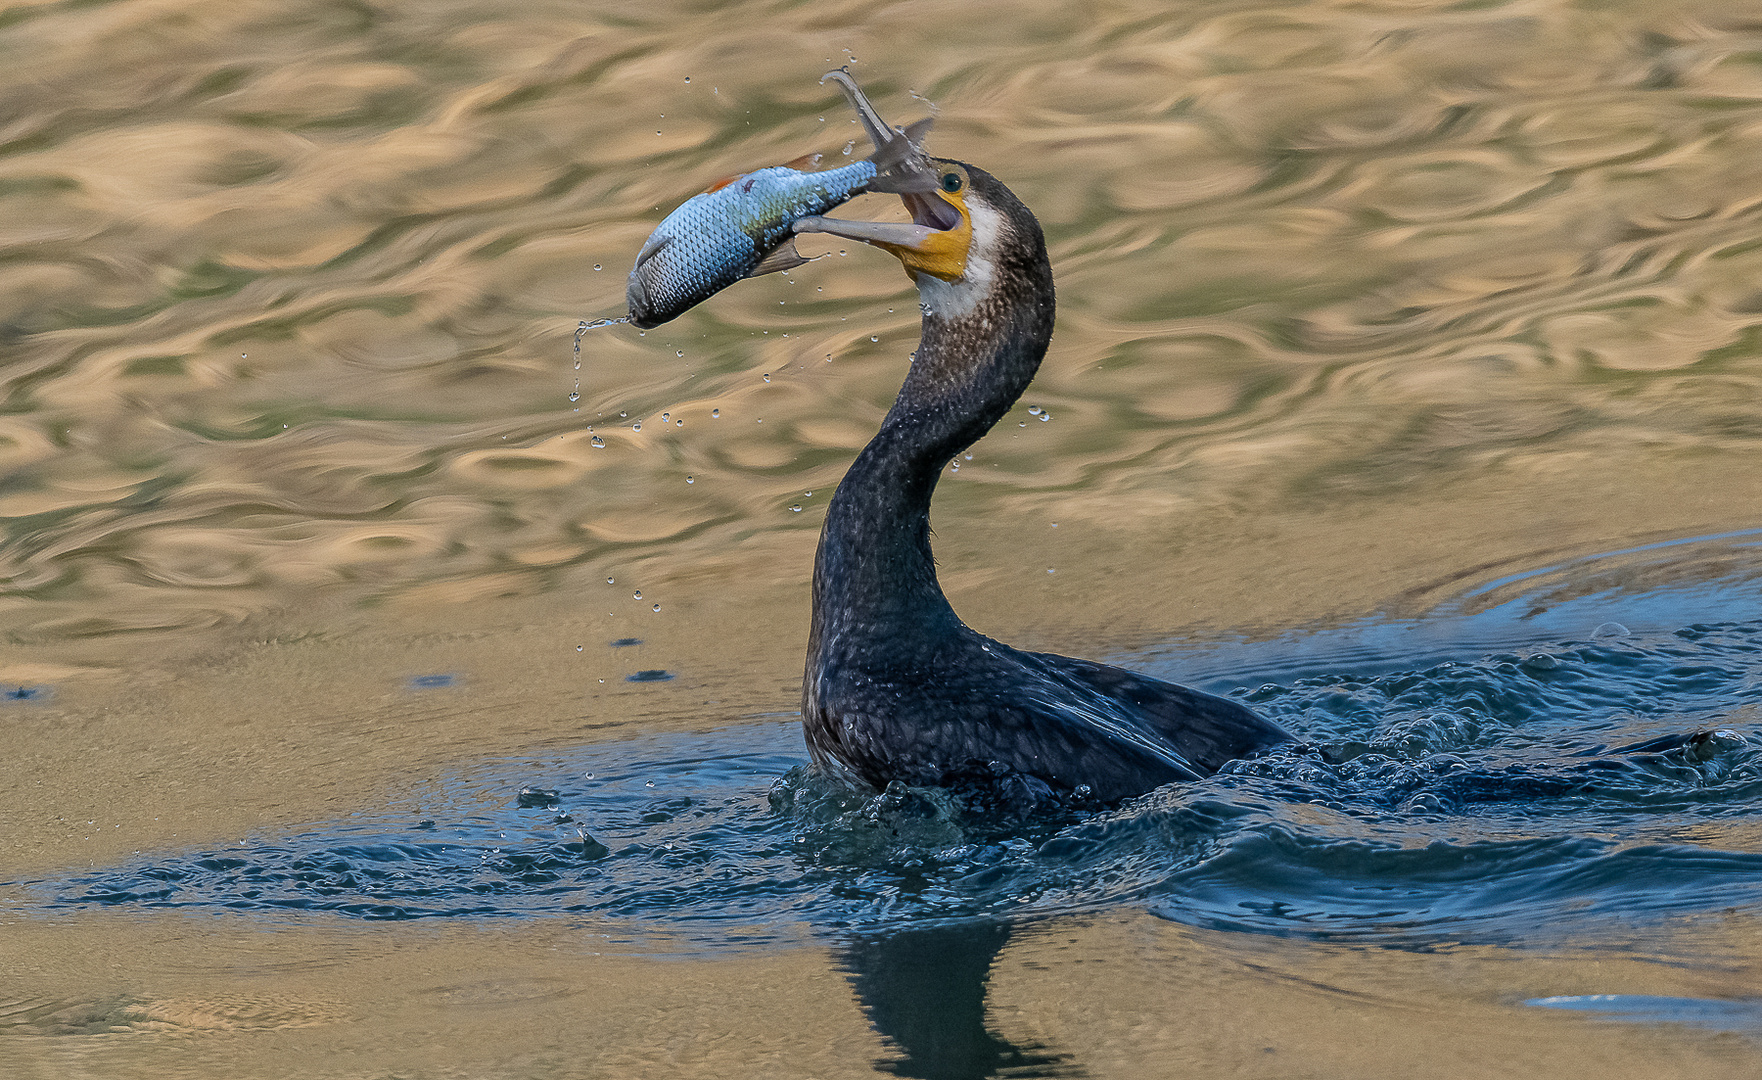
left=793, top=190, right=960, bottom=252
left=793, top=184, right=971, bottom=283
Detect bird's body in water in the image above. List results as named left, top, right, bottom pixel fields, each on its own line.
left=632, top=72, right=1293, bottom=804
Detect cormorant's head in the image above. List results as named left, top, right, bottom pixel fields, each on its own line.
left=791, top=71, right=986, bottom=289
left=792, top=160, right=981, bottom=286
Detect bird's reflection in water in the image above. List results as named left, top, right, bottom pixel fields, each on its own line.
left=839, top=921, right=1077, bottom=1079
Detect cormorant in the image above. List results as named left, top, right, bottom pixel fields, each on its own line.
left=781, top=74, right=1294, bottom=803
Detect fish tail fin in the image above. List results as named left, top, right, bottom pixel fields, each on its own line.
left=822, top=68, right=939, bottom=194
left=866, top=117, right=937, bottom=193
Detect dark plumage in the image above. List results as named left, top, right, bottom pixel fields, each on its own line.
left=798, top=162, right=1292, bottom=803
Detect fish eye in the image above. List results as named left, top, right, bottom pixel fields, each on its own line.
left=940, top=172, right=963, bottom=193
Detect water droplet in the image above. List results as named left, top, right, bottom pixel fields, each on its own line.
left=593, top=263, right=602, bottom=271
left=804, top=491, right=812, bottom=496
left=950, top=462, right=959, bottom=471
left=569, top=390, right=581, bottom=402
left=675, top=418, right=683, bottom=426
left=1593, top=622, right=1631, bottom=639
left=685, top=475, right=694, bottom=483
left=652, top=604, right=661, bottom=612
left=1039, top=414, right=1050, bottom=421
left=1047, top=568, right=1056, bottom=574
left=1028, top=406, right=1042, bottom=415
left=633, top=591, right=642, bottom=600
left=870, top=336, right=878, bottom=342
left=607, top=577, right=615, bottom=584
left=620, top=411, right=628, bottom=418
left=632, top=420, right=642, bottom=431
left=645, top=780, right=655, bottom=788
left=790, top=505, right=802, bottom=513
left=711, top=408, right=720, bottom=418
left=676, top=350, right=683, bottom=357
left=575, top=645, right=584, bottom=652
left=660, top=413, right=669, bottom=423
left=762, top=373, right=771, bottom=382
left=684, top=76, right=691, bottom=82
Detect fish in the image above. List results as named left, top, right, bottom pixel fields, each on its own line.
left=624, top=70, right=938, bottom=329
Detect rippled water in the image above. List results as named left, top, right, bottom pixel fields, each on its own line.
left=36, top=585, right=1762, bottom=945
left=6, top=1, right=1762, bottom=1077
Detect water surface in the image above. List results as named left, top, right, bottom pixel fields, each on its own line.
left=4, top=0, right=1762, bottom=1077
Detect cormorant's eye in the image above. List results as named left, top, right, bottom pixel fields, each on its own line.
left=940, top=172, right=963, bottom=193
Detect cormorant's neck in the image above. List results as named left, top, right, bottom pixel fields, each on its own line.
left=809, top=204, right=1055, bottom=662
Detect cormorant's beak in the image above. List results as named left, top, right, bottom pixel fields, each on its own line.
left=793, top=187, right=971, bottom=283
left=794, top=69, right=975, bottom=283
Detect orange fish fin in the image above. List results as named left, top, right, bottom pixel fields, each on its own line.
left=781, top=152, right=824, bottom=171
left=701, top=173, right=745, bottom=194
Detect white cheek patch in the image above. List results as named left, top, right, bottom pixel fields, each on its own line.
left=916, top=198, right=1003, bottom=322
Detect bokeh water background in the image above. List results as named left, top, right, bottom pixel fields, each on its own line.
left=5, top=1, right=1762, bottom=1077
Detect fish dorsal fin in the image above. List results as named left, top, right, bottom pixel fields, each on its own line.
left=748, top=239, right=817, bottom=278
left=782, top=151, right=824, bottom=171
left=702, top=172, right=746, bottom=194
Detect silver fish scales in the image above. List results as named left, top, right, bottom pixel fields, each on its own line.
left=625, top=71, right=935, bottom=329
